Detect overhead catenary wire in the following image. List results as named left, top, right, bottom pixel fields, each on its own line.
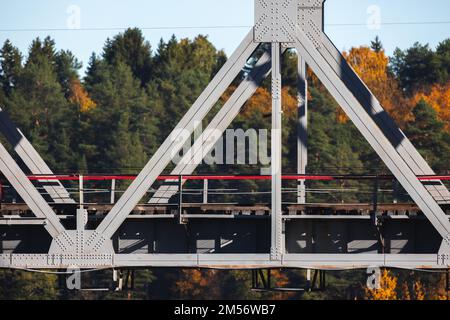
left=1, top=20, right=450, bottom=32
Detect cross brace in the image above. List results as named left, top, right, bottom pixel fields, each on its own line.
left=0, top=107, right=74, bottom=203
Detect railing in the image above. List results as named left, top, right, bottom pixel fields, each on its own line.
left=0, top=174, right=448, bottom=207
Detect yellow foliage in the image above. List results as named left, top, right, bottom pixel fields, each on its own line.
left=69, top=79, right=97, bottom=112
left=173, top=269, right=220, bottom=299
left=342, top=46, right=410, bottom=126
left=401, top=282, right=411, bottom=300
left=413, top=281, right=426, bottom=300
left=411, top=83, right=450, bottom=131
left=364, top=269, right=398, bottom=300
left=270, top=269, right=295, bottom=300
left=241, top=87, right=298, bottom=118
left=429, top=274, right=449, bottom=300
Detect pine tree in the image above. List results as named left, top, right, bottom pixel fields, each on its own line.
left=5, top=37, right=75, bottom=169
left=435, top=38, right=450, bottom=84
left=54, top=50, right=82, bottom=97
left=405, top=99, right=450, bottom=169
left=391, top=42, right=440, bottom=95
left=370, top=36, right=383, bottom=53
left=102, top=28, right=153, bottom=86
left=0, top=39, right=22, bottom=96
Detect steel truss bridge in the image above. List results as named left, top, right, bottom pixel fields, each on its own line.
left=0, top=0, right=449, bottom=277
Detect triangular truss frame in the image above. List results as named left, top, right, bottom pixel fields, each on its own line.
left=0, top=0, right=448, bottom=268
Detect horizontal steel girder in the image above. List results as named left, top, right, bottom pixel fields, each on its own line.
left=0, top=254, right=445, bottom=270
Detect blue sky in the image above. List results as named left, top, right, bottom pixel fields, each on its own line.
left=1, top=0, right=449, bottom=76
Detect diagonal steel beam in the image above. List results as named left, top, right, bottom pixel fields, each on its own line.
left=86, top=29, right=259, bottom=249
left=0, top=141, right=68, bottom=239
left=296, top=0, right=449, bottom=204
left=0, top=107, right=74, bottom=203
left=149, top=48, right=274, bottom=204
left=317, top=35, right=450, bottom=204
left=294, top=26, right=450, bottom=244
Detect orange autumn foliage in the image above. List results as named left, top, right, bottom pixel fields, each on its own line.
left=341, top=47, right=410, bottom=126
left=366, top=270, right=449, bottom=300
left=270, top=269, right=295, bottom=300
left=69, top=79, right=97, bottom=112
left=241, top=87, right=298, bottom=118
left=174, top=269, right=220, bottom=299
left=413, top=281, right=426, bottom=300
left=364, top=269, right=398, bottom=300
left=431, top=274, right=449, bottom=300
left=411, top=83, right=450, bottom=131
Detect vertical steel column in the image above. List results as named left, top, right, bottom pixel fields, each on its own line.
left=271, top=43, right=283, bottom=261
left=297, top=56, right=308, bottom=204
left=177, top=175, right=186, bottom=225
left=79, top=175, right=84, bottom=209
left=77, top=175, right=87, bottom=232
left=203, top=179, right=208, bottom=204
left=110, top=179, right=116, bottom=204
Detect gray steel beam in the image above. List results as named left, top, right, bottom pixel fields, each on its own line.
left=293, top=27, right=450, bottom=244
left=0, top=253, right=445, bottom=270
left=0, top=141, right=69, bottom=241
left=0, top=108, right=74, bottom=203
left=270, top=43, right=283, bottom=260
left=87, top=29, right=259, bottom=250
left=296, top=0, right=449, bottom=204
left=318, top=36, right=450, bottom=204
left=149, top=48, right=274, bottom=204
left=297, top=56, right=308, bottom=204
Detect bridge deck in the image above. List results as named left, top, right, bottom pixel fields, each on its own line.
left=0, top=202, right=438, bottom=223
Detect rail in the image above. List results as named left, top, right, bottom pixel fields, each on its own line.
left=0, top=174, right=449, bottom=207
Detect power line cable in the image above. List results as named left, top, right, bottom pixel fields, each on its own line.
left=0, top=21, right=450, bottom=32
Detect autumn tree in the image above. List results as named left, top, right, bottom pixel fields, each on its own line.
left=0, top=270, right=59, bottom=300
left=405, top=99, right=450, bottom=169
left=410, top=83, right=450, bottom=131
left=343, top=45, right=409, bottom=125
left=69, top=79, right=96, bottom=112
left=364, top=269, right=398, bottom=300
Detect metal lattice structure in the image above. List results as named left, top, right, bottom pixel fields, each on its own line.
left=0, top=0, right=449, bottom=271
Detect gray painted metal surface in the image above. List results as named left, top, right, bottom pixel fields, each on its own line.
left=0, top=141, right=72, bottom=250
left=254, top=0, right=298, bottom=43
left=0, top=108, right=74, bottom=204
left=293, top=27, right=450, bottom=244
left=297, top=57, right=308, bottom=204
left=296, top=0, right=450, bottom=205
left=149, top=47, right=273, bottom=204
left=270, top=43, right=283, bottom=260
left=85, top=30, right=259, bottom=252
left=0, top=0, right=448, bottom=270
